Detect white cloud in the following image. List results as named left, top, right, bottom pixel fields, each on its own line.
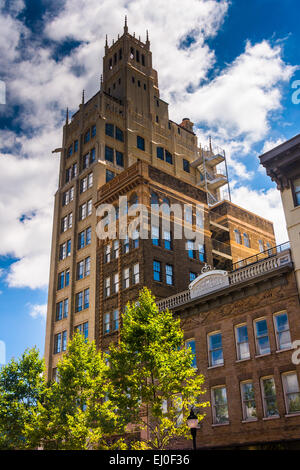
left=261, top=137, right=285, bottom=154
left=231, top=185, right=288, bottom=245
left=0, top=0, right=294, bottom=289
left=28, top=303, right=47, bottom=320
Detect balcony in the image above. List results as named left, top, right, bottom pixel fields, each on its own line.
left=209, top=211, right=229, bottom=233
left=197, top=170, right=228, bottom=191
left=157, top=243, right=292, bottom=311
left=211, top=239, right=232, bottom=260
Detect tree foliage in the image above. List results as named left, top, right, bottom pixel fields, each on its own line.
left=108, top=288, right=209, bottom=449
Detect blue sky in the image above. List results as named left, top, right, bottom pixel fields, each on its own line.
left=0, top=0, right=299, bottom=364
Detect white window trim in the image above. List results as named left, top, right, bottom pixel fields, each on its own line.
left=235, top=323, right=250, bottom=361
left=240, top=380, right=257, bottom=422
left=253, top=317, right=270, bottom=357
left=281, top=371, right=300, bottom=416
left=211, top=385, right=229, bottom=425
left=273, top=311, right=292, bottom=352
left=260, top=375, right=279, bottom=419
left=207, top=330, right=224, bottom=367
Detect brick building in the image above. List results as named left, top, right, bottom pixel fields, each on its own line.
left=43, top=21, right=295, bottom=449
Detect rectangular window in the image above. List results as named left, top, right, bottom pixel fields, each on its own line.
left=91, top=125, right=96, bottom=138
left=151, top=225, right=160, bottom=246
left=78, top=230, right=85, bottom=249
left=235, top=324, right=250, bottom=360
left=84, top=288, right=89, bottom=309
left=82, top=153, right=89, bottom=170
left=104, top=313, right=110, bottom=334
left=115, top=127, right=124, bottom=142
left=165, top=150, right=173, bottom=164
left=198, top=243, right=206, bottom=262
left=261, top=377, right=279, bottom=418
left=77, top=260, right=84, bottom=280
left=282, top=372, right=300, bottom=414
left=87, top=199, right=92, bottom=216
left=105, top=145, right=114, bottom=163
left=116, top=151, right=124, bottom=167
left=133, top=263, right=140, bottom=284
left=185, top=206, right=193, bottom=224
left=137, top=136, right=145, bottom=151
left=183, top=159, right=190, bottom=173
left=104, top=244, right=111, bottom=263
left=62, top=331, right=67, bottom=351
left=166, top=264, right=173, bottom=285
left=58, top=271, right=64, bottom=290
left=75, top=291, right=83, bottom=312
left=254, top=318, right=270, bottom=356
left=105, top=277, right=110, bottom=297
left=123, top=268, right=130, bottom=289
left=75, top=322, right=89, bottom=341
left=208, top=332, right=224, bottom=367
left=212, top=386, right=229, bottom=424
left=156, top=146, right=164, bottom=160
left=164, top=230, right=171, bottom=250
left=88, top=173, right=93, bottom=188
left=80, top=176, right=87, bottom=193
left=90, top=148, right=96, bottom=164
left=190, top=272, right=197, bottom=282
left=274, top=312, right=291, bottom=351
left=105, top=123, right=114, bottom=137
left=292, top=177, right=300, bottom=207
left=113, top=273, right=119, bottom=293
left=241, top=381, right=257, bottom=421
left=153, top=260, right=161, bottom=282
left=79, top=202, right=87, bottom=220
left=123, top=237, right=129, bottom=254
left=56, top=301, right=63, bottom=321
left=113, top=310, right=119, bottom=331
left=74, top=140, right=78, bottom=152
left=113, top=240, right=119, bottom=259
left=187, top=240, right=194, bottom=259
left=54, top=333, right=62, bottom=354
left=185, top=339, right=196, bottom=368
left=258, top=240, right=264, bottom=252
left=106, top=169, right=115, bottom=182
left=84, top=130, right=90, bottom=143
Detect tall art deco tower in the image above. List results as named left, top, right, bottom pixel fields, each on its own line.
left=45, top=19, right=275, bottom=379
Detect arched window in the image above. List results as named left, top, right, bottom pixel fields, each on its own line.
left=234, top=229, right=242, bottom=244
left=243, top=233, right=250, bottom=248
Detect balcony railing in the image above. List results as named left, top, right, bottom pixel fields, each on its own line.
left=231, top=242, right=291, bottom=271
left=211, top=239, right=232, bottom=257
left=157, top=243, right=292, bottom=311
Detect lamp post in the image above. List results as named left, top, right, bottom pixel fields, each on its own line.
left=187, top=408, right=199, bottom=450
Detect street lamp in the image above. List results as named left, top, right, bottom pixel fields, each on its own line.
left=187, top=408, right=198, bottom=450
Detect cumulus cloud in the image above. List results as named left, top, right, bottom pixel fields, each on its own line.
left=28, top=303, right=47, bottom=320
left=0, top=0, right=295, bottom=289
left=261, top=137, right=285, bottom=154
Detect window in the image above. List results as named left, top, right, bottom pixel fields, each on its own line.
left=104, top=313, right=110, bottom=334
left=282, top=372, right=300, bottom=414
left=241, top=381, right=257, bottom=421
left=274, top=312, right=291, bottom=351
left=243, top=233, right=250, bottom=248
left=116, top=151, right=124, bottom=167
left=78, top=227, right=91, bottom=249
left=63, top=187, right=74, bottom=206
left=164, top=230, right=171, bottom=250
left=106, top=169, right=115, bottom=182
left=258, top=240, right=264, bottom=252
left=165, top=150, right=173, bottom=164
left=104, top=277, right=110, bottom=297
left=123, top=268, right=130, bottom=289
left=123, top=236, right=129, bottom=254
left=104, top=244, right=111, bottom=263
left=90, top=148, right=95, bottom=164
left=254, top=318, right=270, bottom=356
left=74, top=140, right=78, bottom=152
left=157, top=147, right=164, bottom=160
left=185, top=339, right=196, bottom=368
left=292, top=178, right=300, bottom=206
left=234, top=229, right=242, bottom=244
left=84, top=288, right=89, bottom=309
left=166, top=264, right=173, bottom=285
left=75, top=291, right=84, bottom=312
left=67, top=145, right=73, bottom=158
left=75, top=322, right=89, bottom=341
left=198, top=243, right=206, bottom=263
left=113, top=240, right=119, bottom=259
left=133, top=263, right=139, bottom=284
left=106, top=124, right=114, bottom=137
left=153, top=260, right=161, bottom=282
left=235, top=324, right=250, bottom=360
left=137, top=136, right=145, bottom=151
left=91, top=125, right=96, bottom=138
left=190, top=272, right=197, bottom=282
left=115, top=127, right=124, bottom=142
left=105, top=145, right=114, bottom=163
left=113, top=273, right=119, bottom=293
left=80, top=173, right=93, bottom=193
left=136, top=50, right=140, bottom=62
left=82, top=153, right=89, bottom=170
left=84, top=130, right=90, bottom=143
left=187, top=240, right=194, bottom=259
left=196, top=212, right=204, bottom=229
left=113, top=310, right=119, bottom=331
left=208, top=332, right=223, bottom=367
left=151, top=225, right=160, bottom=246
left=185, top=206, right=193, bottom=224
left=59, top=240, right=71, bottom=260
left=56, top=299, right=68, bottom=321
left=261, top=377, right=279, bottom=417
left=212, top=386, right=229, bottom=424
left=151, top=192, right=159, bottom=206
left=61, top=213, right=72, bottom=233
left=57, top=269, right=69, bottom=290
left=77, top=257, right=90, bottom=280
left=183, top=159, right=190, bottom=173
left=54, top=331, right=67, bottom=354
left=79, top=202, right=87, bottom=220
left=132, top=230, right=139, bottom=249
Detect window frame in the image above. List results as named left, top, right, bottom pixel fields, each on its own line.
left=260, top=375, right=279, bottom=418
left=240, top=380, right=257, bottom=422
left=273, top=311, right=292, bottom=351
left=235, top=323, right=250, bottom=361
left=254, top=317, right=270, bottom=356
left=211, top=385, right=229, bottom=425
left=208, top=331, right=224, bottom=367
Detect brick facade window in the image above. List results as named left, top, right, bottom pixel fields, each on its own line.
left=240, top=381, right=257, bottom=421
left=273, top=312, right=291, bottom=351
left=208, top=332, right=224, bottom=367
left=235, top=324, right=250, bottom=361
left=254, top=318, right=270, bottom=356
left=211, top=386, right=229, bottom=424
left=261, top=376, right=278, bottom=418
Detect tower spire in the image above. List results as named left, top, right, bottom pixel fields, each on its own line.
left=100, top=74, right=103, bottom=91
left=146, top=29, right=150, bottom=49
left=105, top=34, right=108, bottom=53
left=124, top=15, right=128, bottom=34
left=82, top=89, right=85, bottom=105
left=65, top=107, right=69, bottom=125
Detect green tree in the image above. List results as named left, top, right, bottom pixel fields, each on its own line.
left=108, top=288, right=209, bottom=450
left=26, top=333, right=126, bottom=450
left=0, top=347, right=45, bottom=449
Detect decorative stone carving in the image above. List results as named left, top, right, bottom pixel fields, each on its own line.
left=189, top=266, right=229, bottom=299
